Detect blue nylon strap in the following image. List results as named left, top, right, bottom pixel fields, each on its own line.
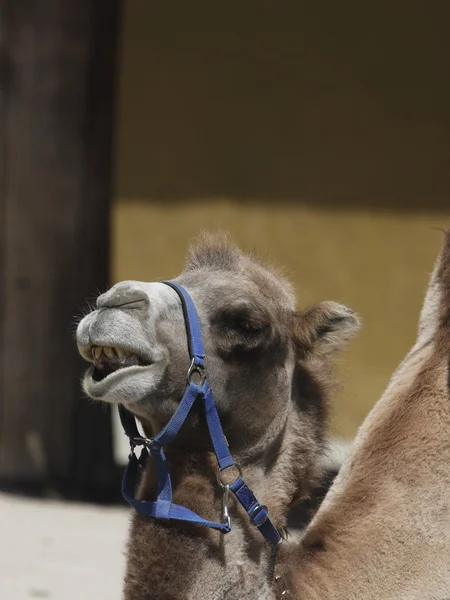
left=230, top=477, right=281, bottom=547
left=150, top=446, right=172, bottom=517
left=161, top=281, right=205, bottom=366
left=122, top=450, right=231, bottom=533
left=149, top=380, right=203, bottom=517
left=152, top=381, right=203, bottom=447
left=121, top=376, right=233, bottom=532
left=203, top=384, right=234, bottom=470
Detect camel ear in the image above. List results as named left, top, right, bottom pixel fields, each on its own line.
left=294, top=301, right=360, bottom=359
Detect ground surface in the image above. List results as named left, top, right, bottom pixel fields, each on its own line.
left=0, top=492, right=128, bottom=599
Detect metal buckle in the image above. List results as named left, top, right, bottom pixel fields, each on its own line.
left=130, top=435, right=153, bottom=448
left=248, top=503, right=269, bottom=527
left=187, top=358, right=206, bottom=385
left=216, top=463, right=243, bottom=490
left=221, top=483, right=231, bottom=530
left=128, top=436, right=152, bottom=460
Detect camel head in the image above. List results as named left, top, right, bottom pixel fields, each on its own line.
left=76, top=235, right=359, bottom=490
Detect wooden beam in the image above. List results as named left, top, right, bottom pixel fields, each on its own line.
left=0, top=0, right=122, bottom=499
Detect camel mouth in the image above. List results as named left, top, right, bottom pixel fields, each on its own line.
left=88, top=345, right=148, bottom=383
left=79, top=340, right=166, bottom=404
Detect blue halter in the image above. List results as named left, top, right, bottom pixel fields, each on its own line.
left=119, top=281, right=281, bottom=548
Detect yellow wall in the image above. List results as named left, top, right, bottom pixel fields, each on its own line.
left=112, top=2, right=450, bottom=437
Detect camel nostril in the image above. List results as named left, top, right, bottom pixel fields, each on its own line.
left=96, top=283, right=149, bottom=309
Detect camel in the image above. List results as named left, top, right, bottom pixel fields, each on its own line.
left=277, top=229, right=450, bottom=600
left=76, top=234, right=359, bottom=600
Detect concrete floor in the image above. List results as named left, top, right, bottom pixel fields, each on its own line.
left=0, top=493, right=129, bottom=600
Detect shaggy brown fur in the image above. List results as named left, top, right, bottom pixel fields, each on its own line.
left=279, top=230, right=450, bottom=600
left=76, top=234, right=359, bottom=600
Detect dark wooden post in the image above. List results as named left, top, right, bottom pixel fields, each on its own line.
left=0, top=0, right=122, bottom=500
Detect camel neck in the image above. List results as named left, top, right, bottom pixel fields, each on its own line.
left=122, top=454, right=280, bottom=600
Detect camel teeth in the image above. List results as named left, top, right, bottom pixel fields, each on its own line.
left=115, top=346, right=125, bottom=362
left=91, top=345, right=133, bottom=362
left=103, top=346, right=115, bottom=359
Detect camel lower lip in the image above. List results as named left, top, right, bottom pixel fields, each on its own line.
left=83, top=364, right=149, bottom=398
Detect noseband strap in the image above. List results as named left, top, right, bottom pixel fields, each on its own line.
left=119, top=281, right=281, bottom=548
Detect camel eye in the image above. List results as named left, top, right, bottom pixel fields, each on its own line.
left=230, top=318, right=260, bottom=334
left=222, top=309, right=264, bottom=336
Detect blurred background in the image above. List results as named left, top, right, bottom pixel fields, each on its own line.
left=1, top=0, right=449, bottom=501
left=1, top=2, right=449, bottom=597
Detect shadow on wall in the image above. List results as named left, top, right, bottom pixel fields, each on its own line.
left=115, top=1, right=450, bottom=208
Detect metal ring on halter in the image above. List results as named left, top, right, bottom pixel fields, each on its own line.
left=128, top=436, right=153, bottom=460
left=216, top=463, right=243, bottom=489
left=221, top=483, right=231, bottom=530
left=187, top=358, right=206, bottom=385
left=130, top=435, right=153, bottom=448
left=248, top=503, right=269, bottom=526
